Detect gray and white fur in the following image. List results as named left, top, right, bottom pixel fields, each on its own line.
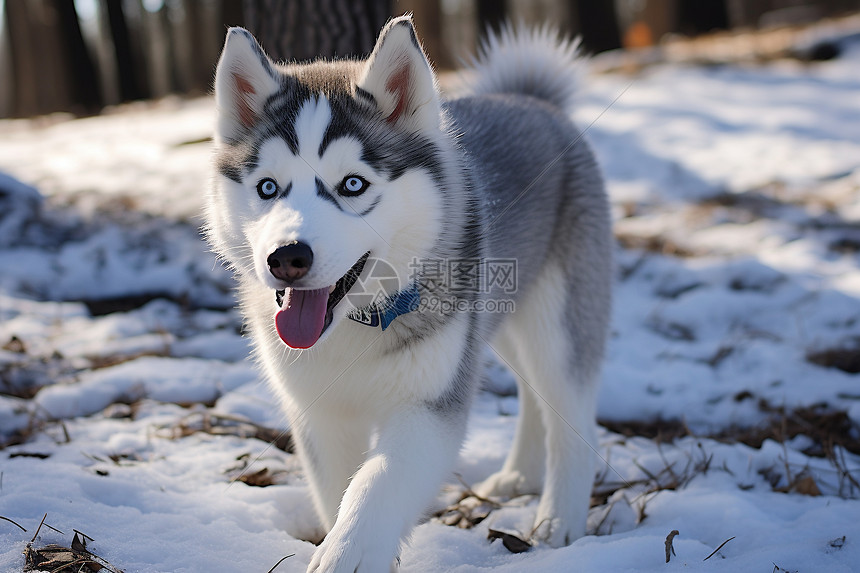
left=206, top=15, right=611, bottom=573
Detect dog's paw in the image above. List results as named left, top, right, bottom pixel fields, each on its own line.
left=531, top=503, right=586, bottom=548
left=473, top=469, right=541, bottom=499
left=306, top=528, right=397, bottom=573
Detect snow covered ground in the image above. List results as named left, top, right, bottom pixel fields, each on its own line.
left=2, top=23, right=860, bottom=573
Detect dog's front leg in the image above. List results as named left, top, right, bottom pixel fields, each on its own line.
left=290, top=410, right=373, bottom=535
left=307, top=406, right=464, bottom=573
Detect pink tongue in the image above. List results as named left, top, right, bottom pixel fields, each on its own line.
left=274, top=287, right=330, bottom=349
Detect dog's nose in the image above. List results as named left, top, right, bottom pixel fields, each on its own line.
left=267, top=242, right=314, bottom=283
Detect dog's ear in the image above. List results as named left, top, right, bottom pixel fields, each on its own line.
left=214, top=27, right=279, bottom=142
left=357, top=16, right=441, bottom=132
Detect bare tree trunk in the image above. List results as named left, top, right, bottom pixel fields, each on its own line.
left=141, top=3, right=174, bottom=98
left=176, top=0, right=215, bottom=94
left=3, top=0, right=40, bottom=116
left=572, top=0, right=622, bottom=54
left=0, top=15, right=12, bottom=117
left=476, top=0, right=506, bottom=35
left=5, top=0, right=74, bottom=116
left=220, top=0, right=245, bottom=28
left=242, top=0, right=391, bottom=61
left=4, top=0, right=102, bottom=116
left=402, top=0, right=451, bottom=69
left=105, top=0, right=148, bottom=101
left=53, top=0, right=102, bottom=113
left=678, top=0, right=728, bottom=35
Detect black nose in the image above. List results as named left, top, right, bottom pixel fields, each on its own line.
left=267, top=242, right=314, bottom=283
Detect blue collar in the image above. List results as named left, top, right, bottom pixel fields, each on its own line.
left=347, top=283, right=420, bottom=330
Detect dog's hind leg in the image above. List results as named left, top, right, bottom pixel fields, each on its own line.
left=530, top=361, right=598, bottom=547
left=474, top=331, right=546, bottom=498
left=504, top=262, right=605, bottom=547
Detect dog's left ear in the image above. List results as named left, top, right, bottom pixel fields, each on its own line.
left=357, top=16, right=441, bottom=132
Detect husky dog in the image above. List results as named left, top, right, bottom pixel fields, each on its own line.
left=206, top=15, right=611, bottom=572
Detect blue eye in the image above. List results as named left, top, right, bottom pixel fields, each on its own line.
left=256, top=178, right=279, bottom=199
left=340, top=175, right=369, bottom=197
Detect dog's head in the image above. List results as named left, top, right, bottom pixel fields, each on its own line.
left=206, top=16, right=447, bottom=349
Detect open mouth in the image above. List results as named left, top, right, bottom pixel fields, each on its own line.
left=273, top=252, right=370, bottom=349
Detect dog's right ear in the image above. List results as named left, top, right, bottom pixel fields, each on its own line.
left=214, top=28, right=279, bottom=142
left=357, top=16, right=441, bottom=132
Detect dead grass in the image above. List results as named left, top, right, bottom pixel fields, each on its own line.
left=1, top=404, right=71, bottom=450
left=223, top=451, right=295, bottom=488
left=732, top=401, right=860, bottom=467
left=0, top=345, right=71, bottom=401
left=599, top=401, right=860, bottom=504
left=155, top=410, right=294, bottom=453
left=16, top=514, right=125, bottom=573
left=86, top=349, right=171, bottom=371
left=807, top=343, right=860, bottom=374
left=82, top=293, right=189, bottom=317
left=601, top=401, right=860, bottom=459
left=614, top=232, right=701, bottom=258
left=432, top=475, right=505, bottom=530
left=439, top=388, right=860, bottom=543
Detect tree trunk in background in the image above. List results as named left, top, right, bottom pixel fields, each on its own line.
left=476, top=0, right=506, bottom=35
left=242, top=0, right=391, bottom=61
left=4, top=0, right=40, bottom=117
left=220, top=1, right=245, bottom=29
left=105, top=0, right=148, bottom=101
left=0, top=17, right=11, bottom=117
left=726, top=0, right=768, bottom=28
left=572, top=0, right=622, bottom=54
left=4, top=0, right=95, bottom=116
left=181, top=0, right=213, bottom=94
left=403, top=0, right=451, bottom=69
left=4, top=0, right=104, bottom=116
left=53, top=0, right=102, bottom=113
left=678, top=0, right=728, bottom=35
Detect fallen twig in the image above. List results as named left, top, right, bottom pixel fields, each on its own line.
left=0, top=515, right=27, bottom=532
left=29, top=513, right=48, bottom=544
left=665, top=530, right=679, bottom=563
left=453, top=473, right=503, bottom=508
left=266, top=553, right=295, bottom=573
left=703, top=536, right=735, bottom=561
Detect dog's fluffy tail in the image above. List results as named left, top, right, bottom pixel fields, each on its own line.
left=463, top=24, right=583, bottom=115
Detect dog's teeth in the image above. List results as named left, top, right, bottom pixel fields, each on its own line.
left=329, top=285, right=336, bottom=294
